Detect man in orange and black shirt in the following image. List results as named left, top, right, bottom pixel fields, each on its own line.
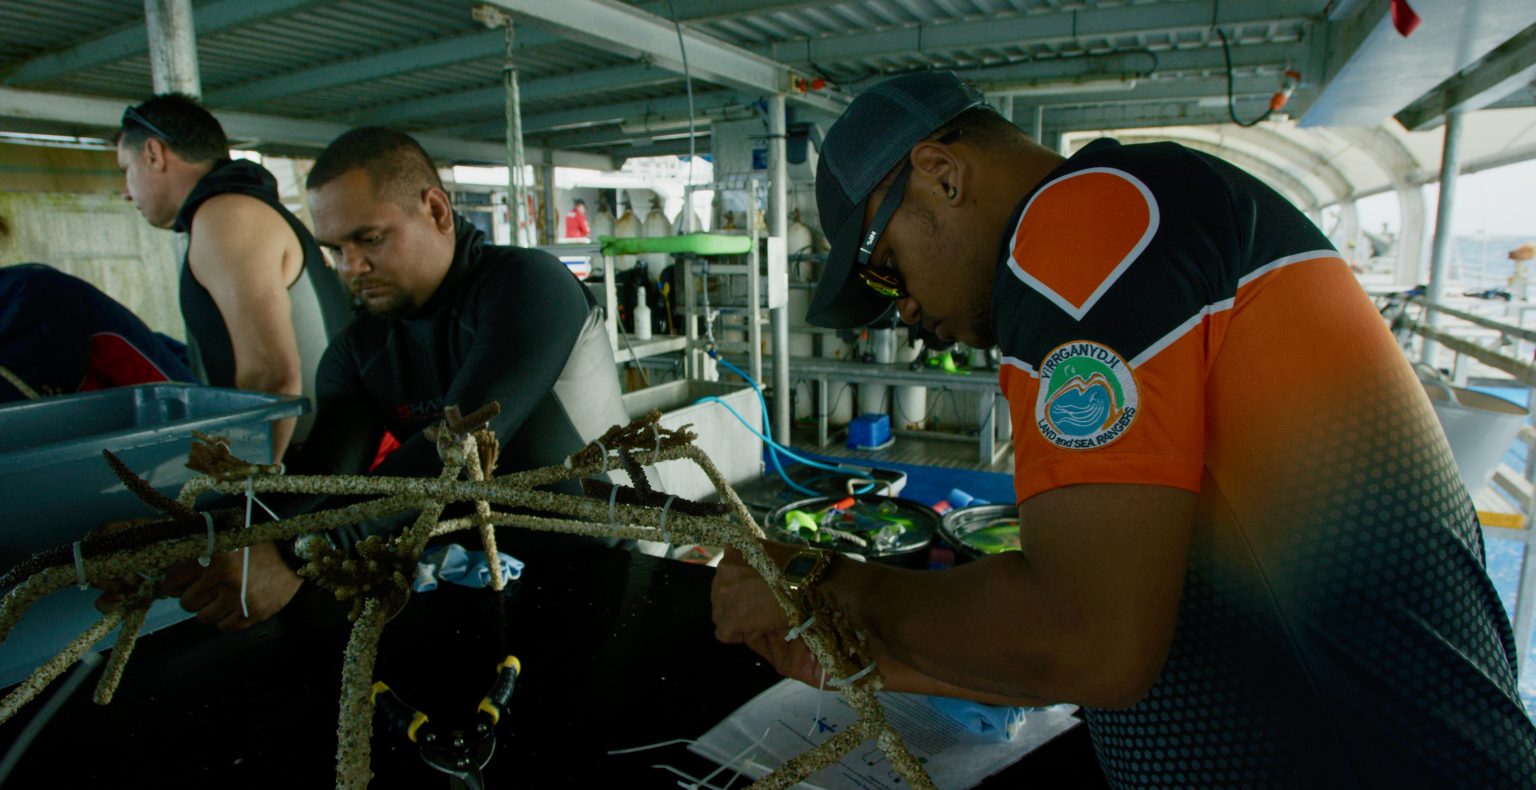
left=711, top=71, right=1536, bottom=785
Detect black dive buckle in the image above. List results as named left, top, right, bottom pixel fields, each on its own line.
left=372, top=655, right=521, bottom=790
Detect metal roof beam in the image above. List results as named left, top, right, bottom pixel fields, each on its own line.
left=430, top=90, right=749, bottom=139
left=480, top=0, right=849, bottom=115
left=534, top=106, right=759, bottom=149
left=614, top=137, right=714, bottom=162
left=513, top=90, right=746, bottom=135
left=205, top=2, right=813, bottom=108
left=1, top=0, right=325, bottom=87
left=348, top=64, right=678, bottom=126
left=1043, top=99, right=1276, bottom=134
left=1221, top=125, right=1355, bottom=199
left=1013, top=76, right=1281, bottom=109
left=761, top=0, right=1309, bottom=66
left=631, top=0, right=826, bottom=22
left=207, top=30, right=523, bottom=107
left=942, top=43, right=1303, bottom=90
left=0, top=86, right=615, bottom=170
left=1395, top=23, right=1536, bottom=131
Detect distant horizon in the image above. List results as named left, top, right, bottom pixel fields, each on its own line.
left=1357, top=159, right=1536, bottom=239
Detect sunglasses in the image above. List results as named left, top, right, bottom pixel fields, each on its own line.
left=121, top=106, right=176, bottom=143
left=852, top=161, right=913, bottom=300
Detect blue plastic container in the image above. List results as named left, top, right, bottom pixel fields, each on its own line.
left=0, top=383, right=307, bottom=571
left=0, top=384, right=306, bottom=687
left=847, top=413, right=892, bottom=450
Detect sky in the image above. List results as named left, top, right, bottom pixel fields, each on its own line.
left=1357, top=158, right=1536, bottom=239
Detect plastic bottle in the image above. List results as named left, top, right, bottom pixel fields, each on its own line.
left=634, top=288, right=653, bottom=341
left=613, top=200, right=641, bottom=273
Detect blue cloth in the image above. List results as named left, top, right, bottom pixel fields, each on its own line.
left=946, top=488, right=990, bottom=508
left=926, top=695, right=1026, bottom=741
left=412, top=544, right=524, bottom=592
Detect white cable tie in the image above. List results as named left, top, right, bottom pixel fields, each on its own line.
left=784, top=614, right=816, bottom=642
left=828, top=661, right=878, bottom=688
left=240, top=476, right=255, bottom=619
left=240, top=546, right=251, bottom=619
left=199, top=512, right=216, bottom=567
left=249, top=484, right=280, bottom=522
left=658, top=494, right=678, bottom=545
left=594, top=440, right=608, bottom=474
left=72, top=541, right=87, bottom=590
left=608, top=485, right=621, bottom=531
left=809, top=667, right=828, bottom=737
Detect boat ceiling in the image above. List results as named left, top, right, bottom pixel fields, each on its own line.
left=1, top=0, right=1533, bottom=208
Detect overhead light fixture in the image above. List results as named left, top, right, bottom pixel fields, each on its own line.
left=976, top=76, right=1138, bottom=97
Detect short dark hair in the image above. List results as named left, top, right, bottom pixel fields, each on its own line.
left=117, top=94, right=228, bottom=164
left=306, top=127, right=443, bottom=207
left=573, top=198, right=586, bottom=208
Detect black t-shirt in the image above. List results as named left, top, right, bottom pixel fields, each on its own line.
left=994, top=139, right=1536, bottom=786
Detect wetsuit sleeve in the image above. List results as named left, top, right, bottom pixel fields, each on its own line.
left=278, top=332, right=382, bottom=513
left=367, top=253, right=589, bottom=484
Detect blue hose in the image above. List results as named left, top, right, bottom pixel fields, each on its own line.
left=698, top=353, right=875, bottom=497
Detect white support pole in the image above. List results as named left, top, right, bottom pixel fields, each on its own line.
left=768, top=94, right=792, bottom=446
left=1421, top=108, right=1467, bottom=367
left=541, top=160, right=557, bottom=245
left=143, top=0, right=201, bottom=97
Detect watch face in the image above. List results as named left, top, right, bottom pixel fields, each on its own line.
left=784, top=554, right=819, bottom=579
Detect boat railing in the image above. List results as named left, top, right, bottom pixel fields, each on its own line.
left=1382, top=292, right=1536, bottom=674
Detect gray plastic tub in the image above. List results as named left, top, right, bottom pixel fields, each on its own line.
left=0, top=384, right=306, bottom=689
left=0, top=384, right=307, bottom=572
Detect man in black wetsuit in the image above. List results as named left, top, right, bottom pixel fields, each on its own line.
left=116, top=94, right=351, bottom=459
left=162, top=127, right=633, bottom=629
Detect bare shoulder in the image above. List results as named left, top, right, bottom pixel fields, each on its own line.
left=188, top=193, right=300, bottom=277
left=191, top=192, right=288, bottom=235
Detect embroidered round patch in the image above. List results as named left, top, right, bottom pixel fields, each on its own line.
left=1034, top=340, right=1139, bottom=450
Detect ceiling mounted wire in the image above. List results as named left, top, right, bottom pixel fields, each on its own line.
left=665, top=0, right=698, bottom=185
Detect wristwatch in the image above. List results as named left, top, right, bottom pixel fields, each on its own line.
left=781, top=548, right=835, bottom=593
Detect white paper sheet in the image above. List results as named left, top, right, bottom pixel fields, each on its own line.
left=690, top=679, right=1080, bottom=789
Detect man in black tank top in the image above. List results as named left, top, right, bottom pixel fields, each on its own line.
left=158, top=127, right=634, bottom=630
left=116, top=94, right=350, bottom=461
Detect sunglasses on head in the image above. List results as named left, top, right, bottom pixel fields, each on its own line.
left=121, top=106, right=176, bottom=144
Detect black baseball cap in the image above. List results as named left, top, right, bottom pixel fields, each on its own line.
left=807, top=71, right=986, bottom=329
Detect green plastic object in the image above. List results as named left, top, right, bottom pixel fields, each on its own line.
left=962, top=523, right=1022, bottom=555
left=598, top=233, right=752, bottom=257
left=926, top=350, right=970, bottom=376
left=784, top=509, right=819, bottom=536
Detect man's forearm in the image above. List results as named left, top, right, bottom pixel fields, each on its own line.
left=823, top=555, right=1096, bottom=705
left=236, top=365, right=301, bottom=460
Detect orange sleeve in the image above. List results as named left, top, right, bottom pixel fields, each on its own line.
left=1002, top=327, right=1208, bottom=504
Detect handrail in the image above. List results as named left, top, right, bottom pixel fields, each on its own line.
left=1406, top=321, right=1536, bottom=387
left=1407, top=295, right=1536, bottom=344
